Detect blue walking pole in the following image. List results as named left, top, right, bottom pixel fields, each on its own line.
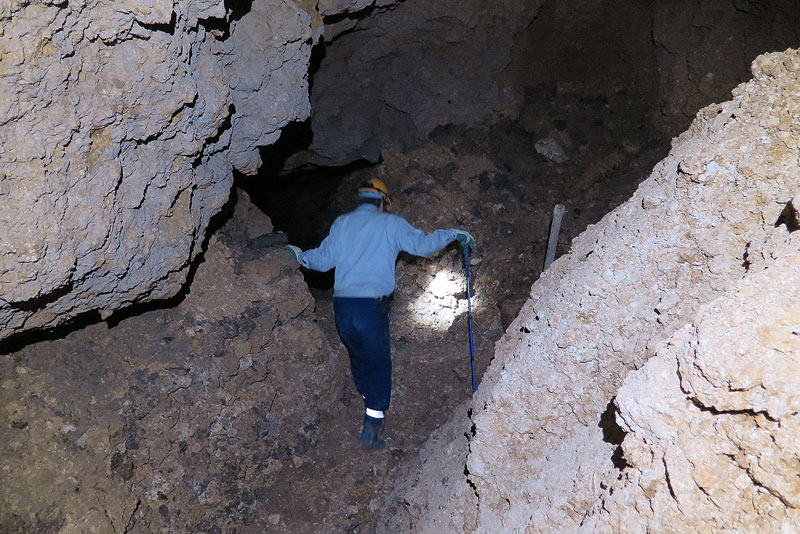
left=462, top=243, right=476, bottom=393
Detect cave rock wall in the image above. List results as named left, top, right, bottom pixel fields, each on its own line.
left=651, top=0, right=800, bottom=133
left=298, top=0, right=544, bottom=167
left=0, top=0, right=321, bottom=343
left=1, top=190, right=348, bottom=532
left=376, top=48, right=800, bottom=533
left=585, top=231, right=800, bottom=532
left=304, top=0, right=799, bottom=168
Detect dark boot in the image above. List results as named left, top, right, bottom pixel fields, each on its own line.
left=358, top=415, right=385, bottom=450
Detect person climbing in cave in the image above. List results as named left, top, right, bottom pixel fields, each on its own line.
left=285, top=178, right=474, bottom=450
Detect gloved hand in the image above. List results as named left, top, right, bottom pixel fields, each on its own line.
left=455, top=230, right=475, bottom=249
left=284, top=245, right=302, bottom=262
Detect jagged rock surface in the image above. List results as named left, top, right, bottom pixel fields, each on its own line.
left=317, top=0, right=397, bottom=18
left=297, top=0, right=544, bottom=167
left=0, top=0, right=321, bottom=343
left=0, top=191, right=347, bottom=532
left=376, top=48, right=800, bottom=533
left=224, top=0, right=322, bottom=175
left=582, top=232, right=800, bottom=532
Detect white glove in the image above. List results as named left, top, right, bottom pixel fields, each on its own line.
left=454, top=230, right=475, bottom=249
left=285, top=245, right=302, bottom=262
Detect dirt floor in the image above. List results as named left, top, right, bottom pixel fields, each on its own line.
left=239, top=95, right=670, bottom=531
left=1, top=88, right=670, bottom=531
left=0, top=232, right=495, bottom=534
left=255, top=290, right=494, bottom=533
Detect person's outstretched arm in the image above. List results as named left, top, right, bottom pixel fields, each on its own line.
left=392, top=216, right=473, bottom=257
left=286, top=220, right=340, bottom=272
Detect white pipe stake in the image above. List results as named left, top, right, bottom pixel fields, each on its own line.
left=544, top=204, right=565, bottom=270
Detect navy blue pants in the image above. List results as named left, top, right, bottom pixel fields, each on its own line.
left=334, top=296, right=391, bottom=412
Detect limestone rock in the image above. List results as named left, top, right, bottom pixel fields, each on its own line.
left=651, top=0, right=800, bottom=134
left=0, top=0, right=322, bottom=343
left=223, top=0, right=322, bottom=175
left=534, top=137, right=567, bottom=163
left=373, top=402, right=477, bottom=532
left=381, top=48, right=800, bottom=533
left=581, top=238, right=800, bottom=532
left=318, top=0, right=376, bottom=18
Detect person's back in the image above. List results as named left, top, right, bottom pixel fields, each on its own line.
left=323, top=204, right=401, bottom=298
left=304, top=202, right=461, bottom=298
left=285, top=179, right=474, bottom=450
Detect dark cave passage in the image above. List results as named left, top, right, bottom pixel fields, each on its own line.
left=236, top=127, right=382, bottom=290
left=2, top=1, right=800, bottom=533
left=238, top=0, right=800, bottom=309
left=223, top=6, right=800, bottom=530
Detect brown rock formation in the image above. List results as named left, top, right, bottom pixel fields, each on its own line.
left=300, top=0, right=545, bottom=167
left=2, top=1, right=799, bottom=531
left=0, top=190, right=347, bottom=532
left=0, top=0, right=321, bottom=343
left=377, top=48, right=800, bottom=533
left=300, top=0, right=799, bottom=170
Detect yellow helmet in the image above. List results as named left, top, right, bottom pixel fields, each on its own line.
left=358, top=178, right=392, bottom=212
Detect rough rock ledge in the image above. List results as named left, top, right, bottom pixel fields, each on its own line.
left=0, top=0, right=321, bottom=342
left=375, top=48, right=800, bottom=534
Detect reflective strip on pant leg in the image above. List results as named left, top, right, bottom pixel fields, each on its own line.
left=365, top=408, right=385, bottom=419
